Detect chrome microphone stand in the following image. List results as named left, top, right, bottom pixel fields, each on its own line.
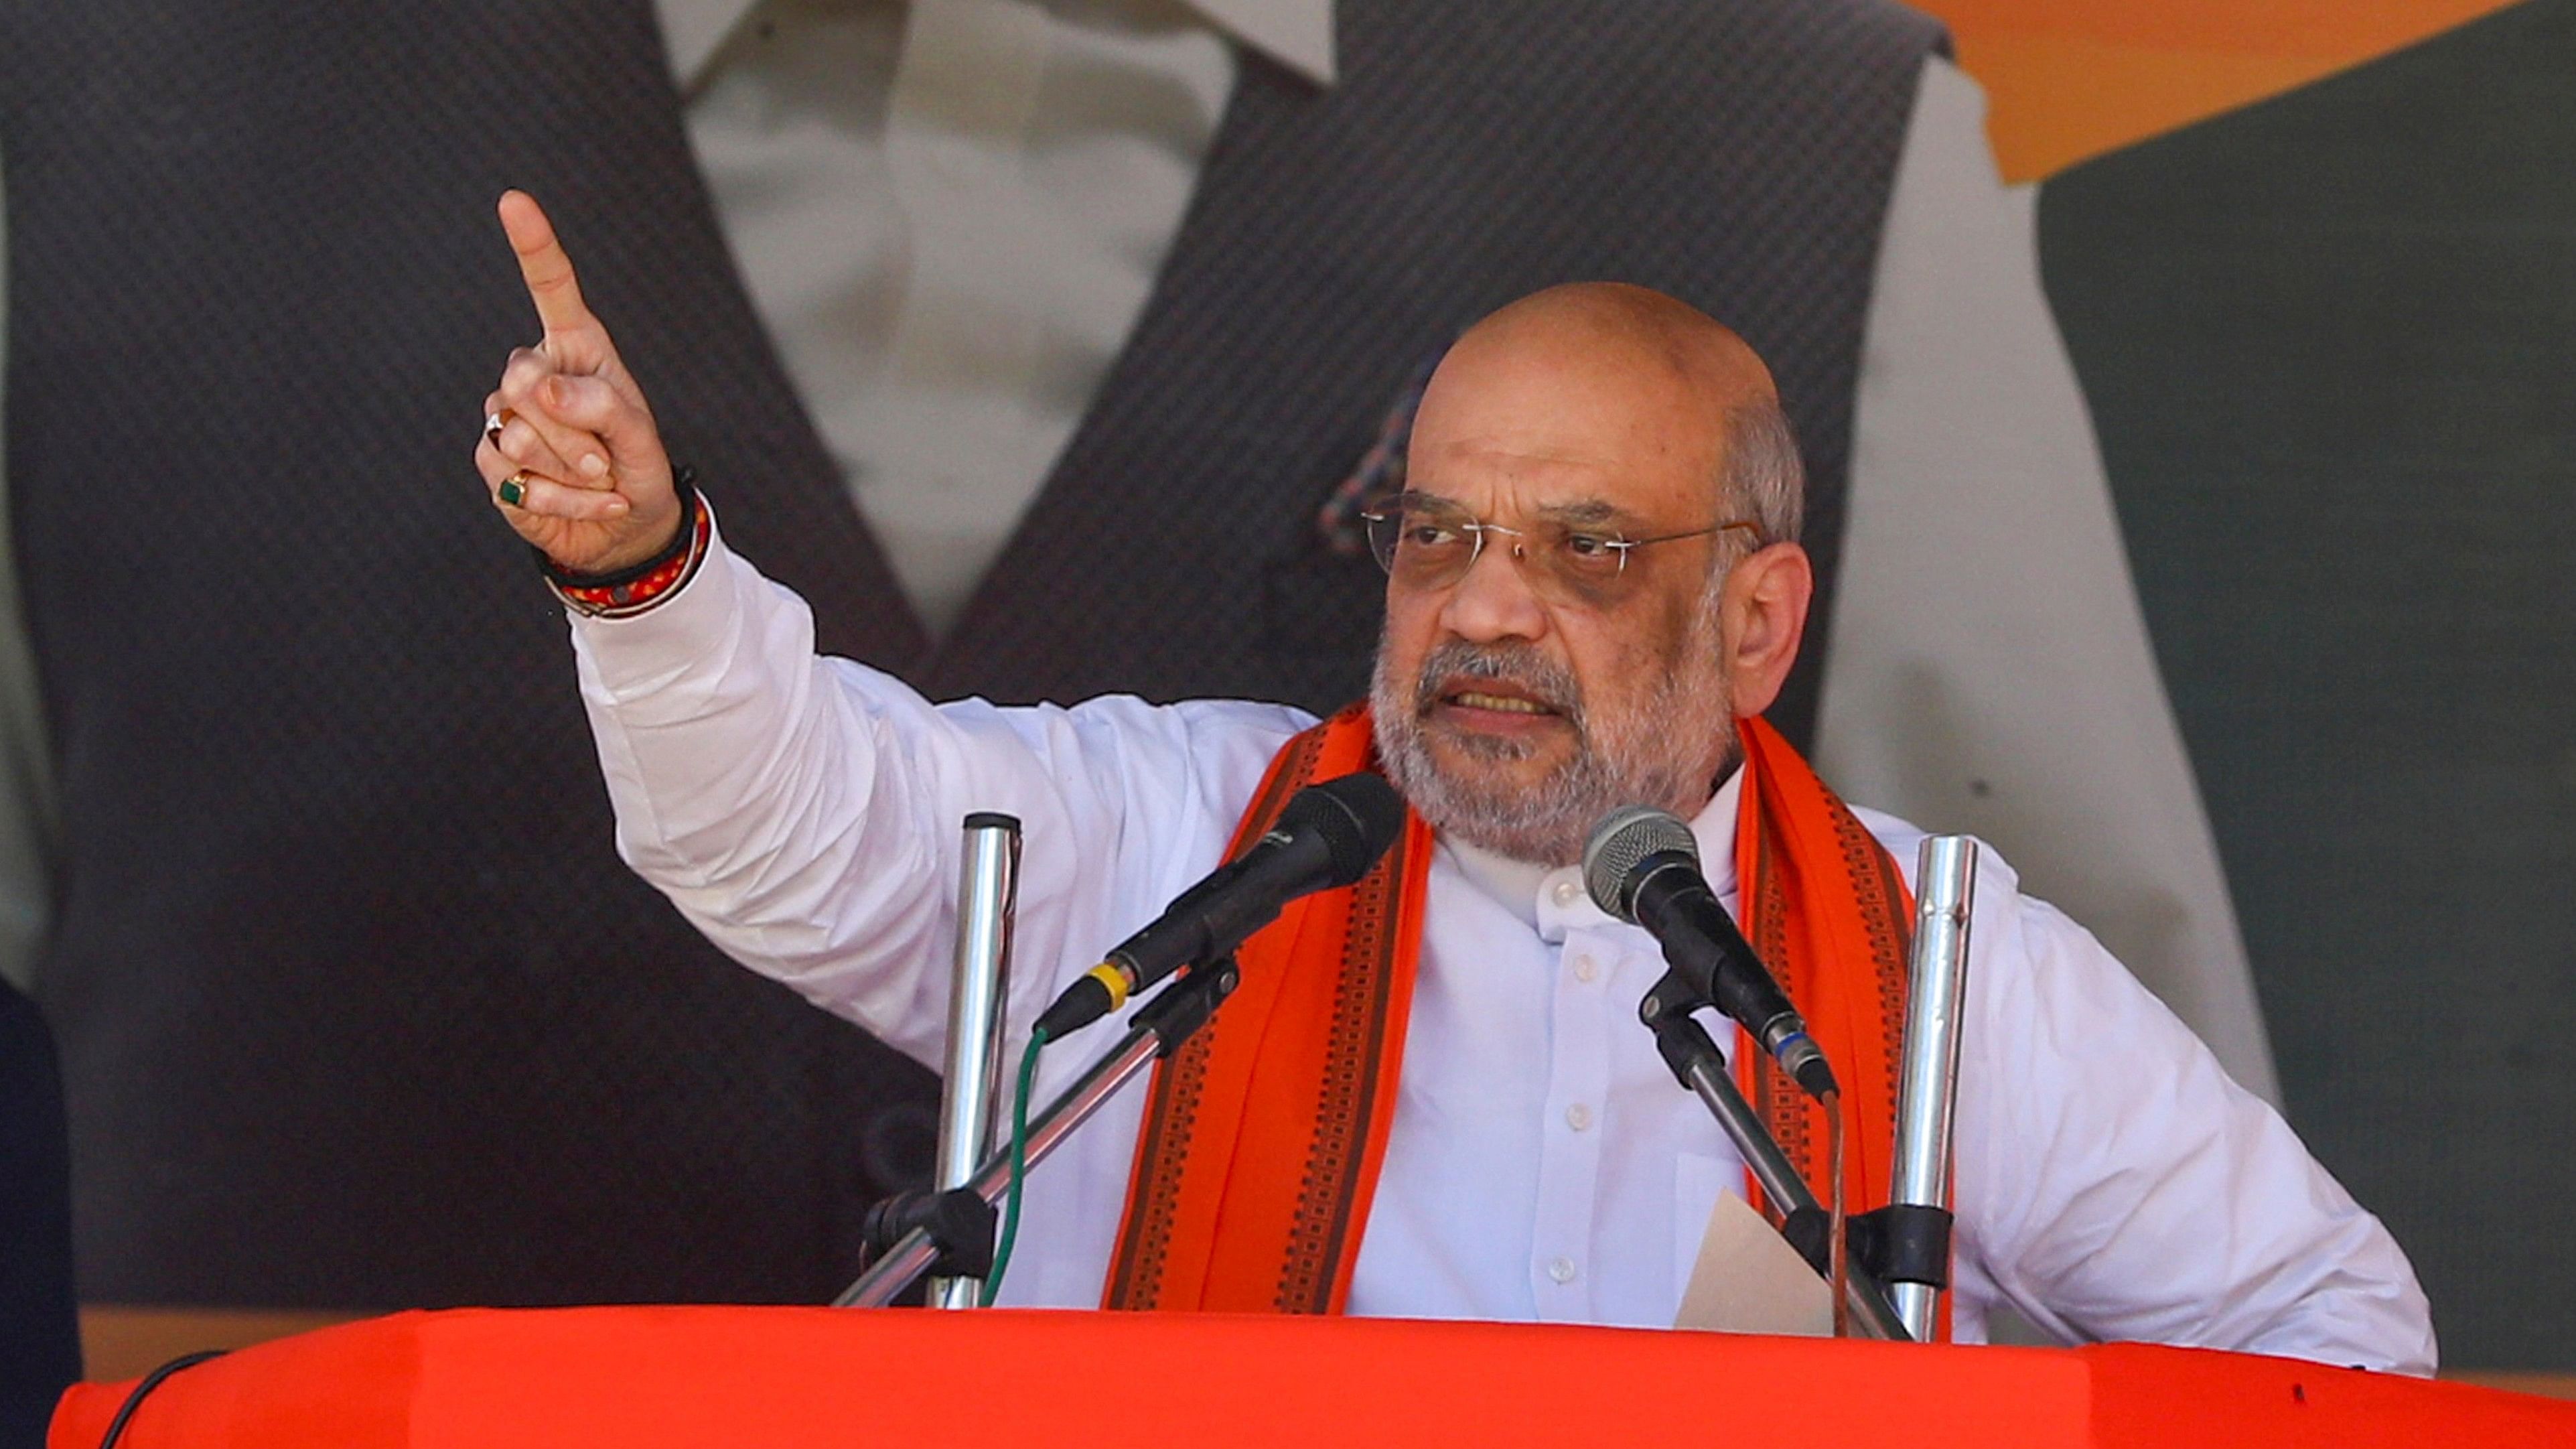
left=925, top=813, right=1022, bottom=1309
left=1883, top=835, right=1978, bottom=1342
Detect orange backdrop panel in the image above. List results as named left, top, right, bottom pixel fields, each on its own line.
left=1907, top=0, right=2524, bottom=180
left=50, top=1307, right=2576, bottom=1449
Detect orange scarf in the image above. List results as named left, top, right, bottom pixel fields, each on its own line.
left=1730, top=715, right=1917, bottom=1235
left=1102, top=707, right=1919, bottom=1322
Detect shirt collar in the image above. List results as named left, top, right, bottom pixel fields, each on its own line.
left=1185, top=0, right=1334, bottom=84
left=654, top=0, right=1335, bottom=94
left=1447, top=765, right=1745, bottom=943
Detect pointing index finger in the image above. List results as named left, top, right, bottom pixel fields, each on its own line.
left=497, top=190, right=595, bottom=340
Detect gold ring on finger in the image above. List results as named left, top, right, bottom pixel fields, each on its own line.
left=498, top=470, right=533, bottom=508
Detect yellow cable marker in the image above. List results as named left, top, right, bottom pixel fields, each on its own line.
left=1082, top=962, right=1132, bottom=1014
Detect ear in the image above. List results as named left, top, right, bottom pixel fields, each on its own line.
left=1717, top=542, right=1812, bottom=718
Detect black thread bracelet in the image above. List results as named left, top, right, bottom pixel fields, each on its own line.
left=532, top=466, right=701, bottom=589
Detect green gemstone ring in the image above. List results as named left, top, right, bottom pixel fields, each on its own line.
left=498, top=472, right=531, bottom=508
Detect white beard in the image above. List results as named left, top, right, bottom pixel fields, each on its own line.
left=1371, top=630, right=1735, bottom=867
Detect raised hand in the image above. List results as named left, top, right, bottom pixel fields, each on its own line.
left=475, top=190, right=685, bottom=575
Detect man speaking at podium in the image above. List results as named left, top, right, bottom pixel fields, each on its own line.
left=476, top=193, right=2433, bottom=1371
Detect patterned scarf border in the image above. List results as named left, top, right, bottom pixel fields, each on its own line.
left=1733, top=715, right=1920, bottom=1274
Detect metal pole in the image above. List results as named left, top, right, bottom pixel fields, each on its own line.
left=927, top=813, right=1021, bottom=1308
left=1889, top=835, right=1978, bottom=1342
left=833, top=961, right=1237, bottom=1310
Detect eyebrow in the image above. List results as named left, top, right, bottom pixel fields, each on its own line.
left=1534, top=498, right=1622, bottom=527
left=1398, top=490, right=1636, bottom=529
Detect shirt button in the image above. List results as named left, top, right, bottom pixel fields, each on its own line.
left=1549, top=1256, right=1579, bottom=1284
left=1551, top=879, right=1583, bottom=908
left=1572, top=953, right=1599, bottom=983
left=1564, top=1102, right=1593, bottom=1131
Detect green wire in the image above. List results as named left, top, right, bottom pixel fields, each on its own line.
left=978, top=1026, right=1048, bottom=1307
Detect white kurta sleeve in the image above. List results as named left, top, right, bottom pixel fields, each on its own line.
left=1931, top=841, right=2438, bottom=1374
left=567, top=516, right=1308, bottom=1068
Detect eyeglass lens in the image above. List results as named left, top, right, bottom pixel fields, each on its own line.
left=1363, top=496, right=1642, bottom=604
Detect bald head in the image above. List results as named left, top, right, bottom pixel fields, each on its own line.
left=1411, top=283, right=1802, bottom=545
left=1449, top=282, right=1777, bottom=405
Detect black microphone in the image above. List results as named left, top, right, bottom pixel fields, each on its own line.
left=1582, top=805, right=1839, bottom=1100
left=1032, top=772, right=1406, bottom=1040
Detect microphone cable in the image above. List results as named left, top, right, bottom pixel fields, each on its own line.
left=977, top=1026, right=1050, bottom=1307
left=97, top=1349, right=228, bottom=1448
left=1825, top=1089, right=1849, bottom=1339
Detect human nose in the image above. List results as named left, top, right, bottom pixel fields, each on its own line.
left=1436, top=528, right=1551, bottom=644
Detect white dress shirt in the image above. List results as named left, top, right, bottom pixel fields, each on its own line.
left=571, top=514, right=2436, bottom=1371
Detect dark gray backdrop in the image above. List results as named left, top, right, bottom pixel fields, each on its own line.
left=2040, top=0, right=2576, bottom=1369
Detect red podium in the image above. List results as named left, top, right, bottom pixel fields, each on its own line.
left=49, top=1307, right=2576, bottom=1448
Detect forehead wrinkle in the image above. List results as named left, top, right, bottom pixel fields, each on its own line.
left=1401, top=486, right=1636, bottom=531
left=1418, top=433, right=1626, bottom=477
left=1407, top=440, right=1634, bottom=508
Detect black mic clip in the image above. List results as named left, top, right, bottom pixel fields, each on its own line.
left=857, top=1186, right=998, bottom=1284
left=1638, top=967, right=1711, bottom=1033
left=1847, top=1203, right=1953, bottom=1293
left=1639, top=961, right=1836, bottom=1101
left=1728, top=1201, right=1950, bottom=1289
left=1770, top=1200, right=1955, bottom=1288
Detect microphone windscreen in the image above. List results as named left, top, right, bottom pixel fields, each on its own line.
left=1282, top=772, right=1408, bottom=888
left=1582, top=805, right=1699, bottom=922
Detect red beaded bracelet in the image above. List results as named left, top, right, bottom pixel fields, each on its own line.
left=541, top=469, right=711, bottom=619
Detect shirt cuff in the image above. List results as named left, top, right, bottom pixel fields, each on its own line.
left=568, top=500, right=760, bottom=706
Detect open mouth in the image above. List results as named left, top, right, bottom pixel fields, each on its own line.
left=1430, top=677, right=1571, bottom=727
left=1447, top=690, right=1555, bottom=715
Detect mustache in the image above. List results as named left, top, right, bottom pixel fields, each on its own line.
left=1409, top=641, right=1583, bottom=722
